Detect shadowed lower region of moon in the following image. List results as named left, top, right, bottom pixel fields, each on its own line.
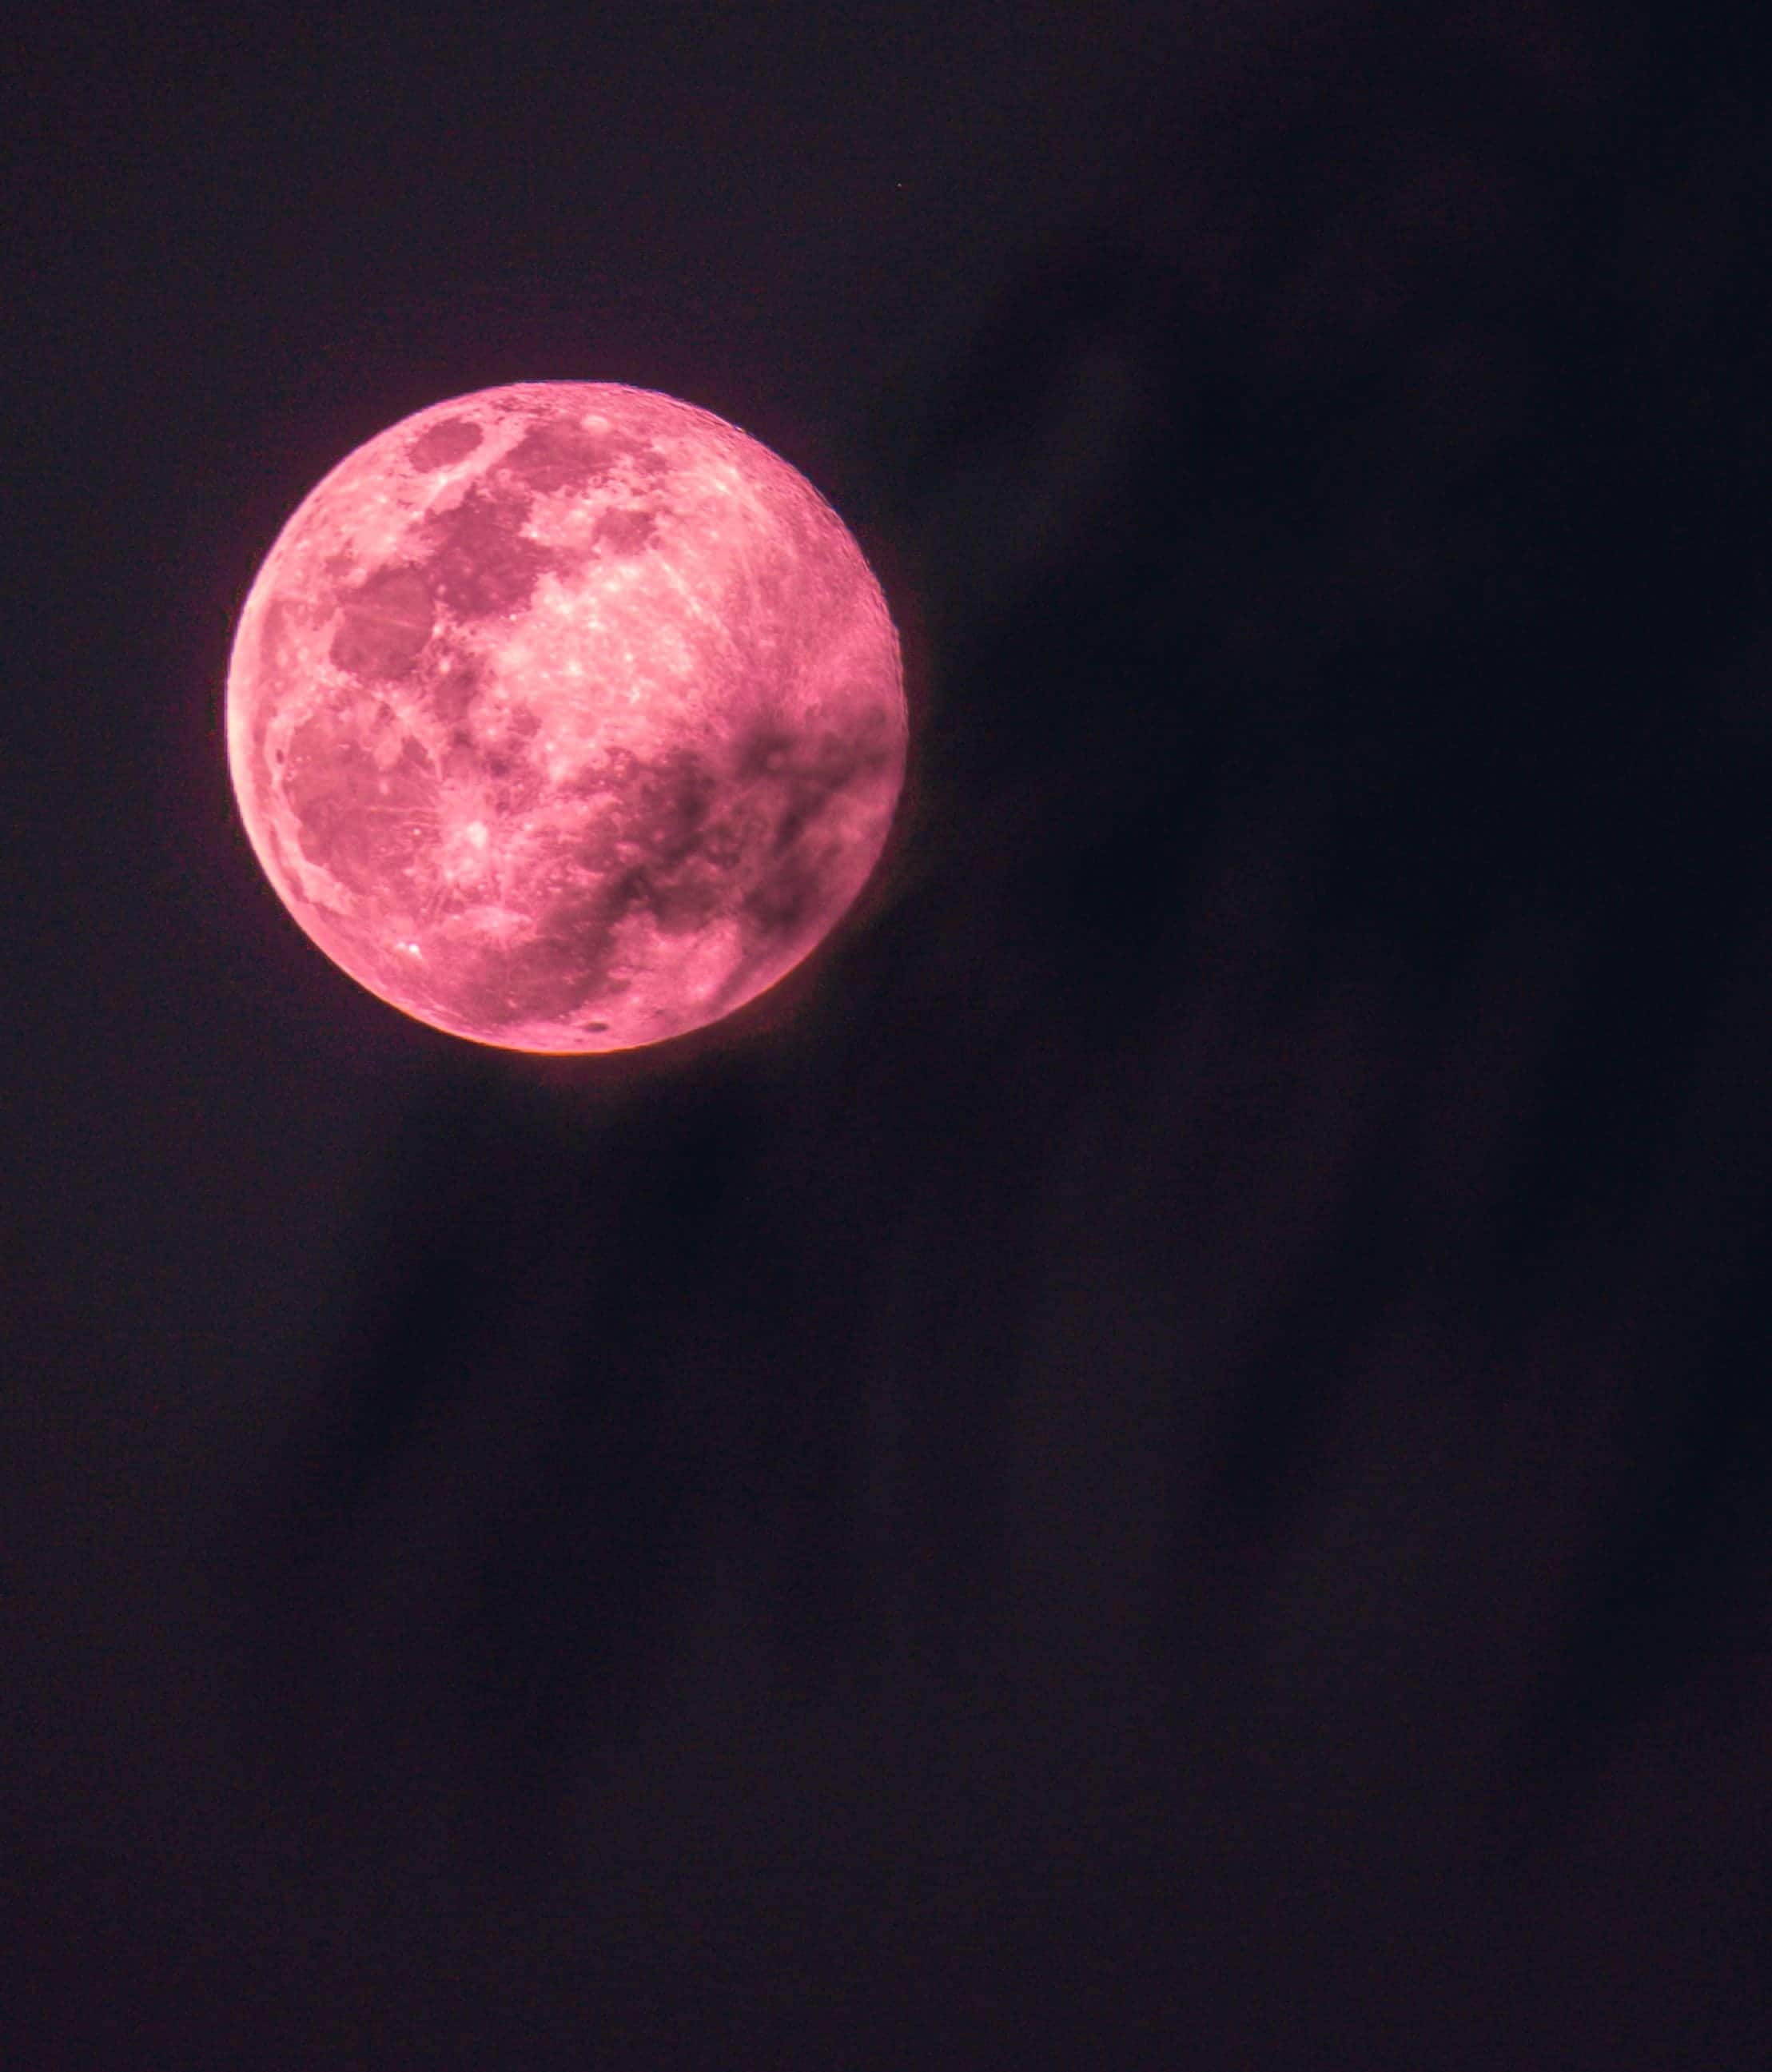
left=226, top=382, right=907, bottom=1052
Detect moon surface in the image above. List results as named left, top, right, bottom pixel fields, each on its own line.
left=226, top=382, right=906, bottom=1052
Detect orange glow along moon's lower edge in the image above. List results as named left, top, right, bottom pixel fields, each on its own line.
left=225, top=382, right=908, bottom=1053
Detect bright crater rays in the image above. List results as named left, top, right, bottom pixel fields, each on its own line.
left=225, top=382, right=907, bottom=1052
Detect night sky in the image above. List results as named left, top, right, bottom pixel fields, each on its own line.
left=8, top=4, right=1772, bottom=2066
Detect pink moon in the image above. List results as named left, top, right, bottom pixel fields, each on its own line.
left=226, top=382, right=907, bottom=1052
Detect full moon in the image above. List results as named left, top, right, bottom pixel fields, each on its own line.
left=226, top=382, right=906, bottom=1052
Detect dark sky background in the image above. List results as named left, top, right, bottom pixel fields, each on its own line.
left=7, top=3, right=1772, bottom=2066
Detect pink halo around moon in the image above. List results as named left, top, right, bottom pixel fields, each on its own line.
left=225, top=381, right=907, bottom=1053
